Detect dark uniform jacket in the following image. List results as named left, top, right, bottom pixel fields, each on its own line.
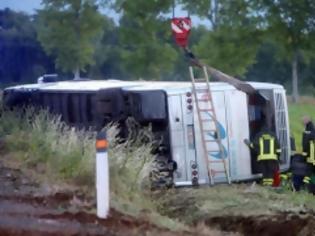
left=302, top=121, right=315, bottom=164
left=250, top=130, right=281, bottom=161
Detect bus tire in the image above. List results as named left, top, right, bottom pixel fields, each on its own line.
left=150, top=156, right=174, bottom=189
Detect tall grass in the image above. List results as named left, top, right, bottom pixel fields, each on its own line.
left=105, top=121, right=187, bottom=231
left=2, top=97, right=315, bottom=231
left=0, top=108, right=96, bottom=185
left=156, top=184, right=315, bottom=225
left=0, top=107, right=186, bottom=231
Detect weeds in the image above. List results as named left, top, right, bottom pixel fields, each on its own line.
left=155, top=183, right=315, bottom=225
left=2, top=100, right=315, bottom=233
left=105, top=120, right=187, bottom=231
left=0, top=107, right=186, bottom=231
left=0, top=107, right=96, bottom=185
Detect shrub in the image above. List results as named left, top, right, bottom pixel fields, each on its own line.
left=0, top=107, right=185, bottom=230
left=0, top=107, right=96, bottom=185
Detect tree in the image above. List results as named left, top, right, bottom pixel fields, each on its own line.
left=37, top=0, right=104, bottom=79
left=246, top=41, right=291, bottom=85
left=89, top=16, right=125, bottom=79
left=258, top=0, right=315, bottom=102
left=181, top=0, right=263, bottom=77
left=0, top=8, right=54, bottom=83
left=105, top=0, right=263, bottom=79
left=193, top=26, right=261, bottom=77
left=106, top=0, right=178, bottom=80
left=102, top=0, right=315, bottom=88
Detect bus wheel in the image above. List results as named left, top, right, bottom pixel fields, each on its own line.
left=150, top=156, right=174, bottom=189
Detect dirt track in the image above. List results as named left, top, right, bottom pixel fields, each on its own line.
left=203, top=213, right=315, bottom=236
left=0, top=161, right=189, bottom=236
left=2, top=159, right=315, bottom=236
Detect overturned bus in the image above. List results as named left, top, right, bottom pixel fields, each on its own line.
left=3, top=77, right=291, bottom=187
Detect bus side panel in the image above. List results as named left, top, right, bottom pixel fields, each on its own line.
left=194, top=91, right=229, bottom=184
left=225, top=90, right=252, bottom=181
left=180, top=93, right=198, bottom=185
left=167, top=95, right=188, bottom=184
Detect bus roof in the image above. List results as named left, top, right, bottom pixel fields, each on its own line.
left=4, top=79, right=284, bottom=94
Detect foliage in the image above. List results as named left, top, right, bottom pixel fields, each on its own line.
left=194, top=26, right=260, bottom=77
left=300, top=58, right=315, bottom=93
left=105, top=124, right=187, bottom=230
left=246, top=43, right=315, bottom=95
left=89, top=16, right=125, bottom=79
left=0, top=106, right=185, bottom=231
left=0, top=9, right=54, bottom=83
left=259, top=0, right=315, bottom=58
left=156, top=183, right=315, bottom=225
left=246, top=41, right=291, bottom=84
left=113, top=0, right=178, bottom=80
left=1, top=1, right=315, bottom=89
left=37, top=0, right=104, bottom=77
left=256, top=0, right=315, bottom=101
left=288, top=97, right=315, bottom=151
left=183, top=0, right=263, bottom=77
left=2, top=100, right=315, bottom=232
left=0, top=108, right=96, bottom=184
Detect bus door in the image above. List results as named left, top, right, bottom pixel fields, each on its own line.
left=168, top=93, right=198, bottom=186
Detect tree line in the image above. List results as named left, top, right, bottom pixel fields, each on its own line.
left=0, top=0, right=315, bottom=102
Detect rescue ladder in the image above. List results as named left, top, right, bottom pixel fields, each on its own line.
left=189, top=66, right=231, bottom=185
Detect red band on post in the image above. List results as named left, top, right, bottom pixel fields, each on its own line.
left=96, top=139, right=108, bottom=152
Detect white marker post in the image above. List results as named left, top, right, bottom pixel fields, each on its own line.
left=96, top=131, right=109, bottom=219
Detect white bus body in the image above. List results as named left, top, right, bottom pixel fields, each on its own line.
left=3, top=79, right=290, bottom=186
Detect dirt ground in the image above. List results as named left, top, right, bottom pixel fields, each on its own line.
left=203, top=213, right=315, bottom=236
left=1, top=159, right=315, bottom=236
left=0, top=160, right=193, bottom=236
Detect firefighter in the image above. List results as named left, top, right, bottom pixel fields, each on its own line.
left=286, top=136, right=303, bottom=191
left=290, top=152, right=309, bottom=191
left=244, top=127, right=281, bottom=186
left=301, top=116, right=315, bottom=192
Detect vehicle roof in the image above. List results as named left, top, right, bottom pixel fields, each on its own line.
left=4, top=79, right=284, bottom=94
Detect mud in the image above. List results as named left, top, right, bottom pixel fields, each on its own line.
left=2, top=159, right=315, bottom=236
left=0, top=161, right=188, bottom=236
left=202, top=213, right=315, bottom=236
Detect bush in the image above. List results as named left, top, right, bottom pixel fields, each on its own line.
left=0, top=107, right=96, bottom=185
left=0, top=107, right=185, bottom=230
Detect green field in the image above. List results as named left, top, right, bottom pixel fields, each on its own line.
left=1, top=97, right=315, bottom=234
left=288, top=97, right=315, bottom=151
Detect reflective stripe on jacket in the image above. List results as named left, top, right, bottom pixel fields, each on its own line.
left=302, top=127, right=315, bottom=165
left=307, top=141, right=315, bottom=164
left=250, top=131, right=281, bottom=161
left=257, top=134, right=278, bottom=161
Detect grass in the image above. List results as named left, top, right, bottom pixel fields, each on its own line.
left=0, top=108, right=96, bottom=185
left=151, top=96, right=315, bottom=224
left=155, top=184, right=315, bottom=225
left=0, top=107, right=186, bottom=231
left=105, top=122, right=187, bottom=231
left=150, top=95, right=315, bottom=224
left=288, top=96, right=315, bottom=151
left=1, top=96, right=315, bottom=233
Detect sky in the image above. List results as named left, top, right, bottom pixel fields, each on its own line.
left=0, top=0, right=121, bottom=24
left=0, top=0, right=42, bottom=13
left=0, top=0, right=208, bottom=26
